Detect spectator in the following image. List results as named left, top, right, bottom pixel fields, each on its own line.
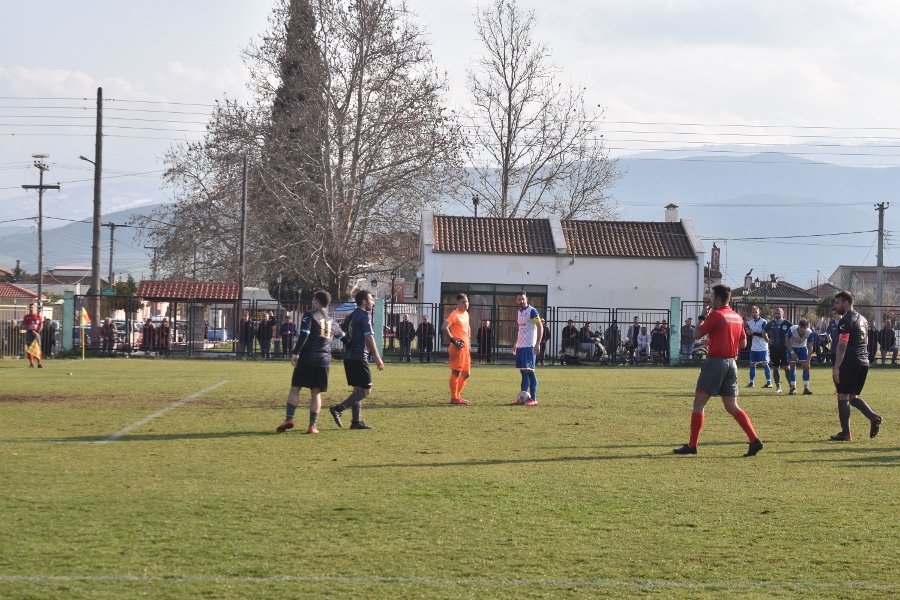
left=257, top=311, right=276, bottom=359
left=626, top=317, right=641, bottom=363
left=279, top=315, right=297, bottom=359
left=415, top=314, right=435, bottom=363
left=878, top=319, right=897, bottom=365
left=157, top=317, right=172, bottom=358
left=237, top=310, right=254, bottom=357
left=41, top=316, right=57, bottom=358
left=579, top=322, right=595, bottom=359
left=866, top=320, right=878, bottom=363
left=680, top=317, right=695, bottom=357
left=604, top=320, right=621, bottom=363
left=636, top=326, right=651, bottom=361
left=476, top=319, right=492, bottom=364
left=397, top=314, right=416, bottom=363
left=660, top=319, right=670, bottom=362
left=141, top=318, right=156, bottom=356
left=826, top=312, right=840, bottom=364
left=100, top=318, right=116, bottom=356
left=651, top=321, right=667, bottom=363
left=538, top=316, right=551, bottom=365
left=561, top=319, right=578, bottom=352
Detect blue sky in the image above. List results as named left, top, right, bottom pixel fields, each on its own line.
left=3, top=1, right=900, bottom=283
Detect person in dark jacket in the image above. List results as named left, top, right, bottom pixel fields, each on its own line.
left=256, top=311, right=276, bottom=358
left=237, top=311, right=255, bottom=357
left=476, top=319, right=492, bottom=364
left=878, top=319, right=897, bottom=364
left=415, top=314, right=436, bottom=363
left=396, top=314, right=416, bottom=362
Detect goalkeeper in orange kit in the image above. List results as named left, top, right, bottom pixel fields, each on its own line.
left=441, top=294, right=471, bottom=405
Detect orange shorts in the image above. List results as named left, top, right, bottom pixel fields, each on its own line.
left=449, top=345, right=471, bottom=372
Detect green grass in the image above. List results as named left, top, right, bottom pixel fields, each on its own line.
left=1, top=358, right=897, bottom=599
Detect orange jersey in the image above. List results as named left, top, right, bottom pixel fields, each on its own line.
left=446, top=308, right=470, bottom=347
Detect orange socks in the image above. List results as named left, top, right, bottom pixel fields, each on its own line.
left=449, top=373, right=459, bottom=399
left=733, top=409, right=758, bottom=442
left=456, top=374, right=468, bottom=398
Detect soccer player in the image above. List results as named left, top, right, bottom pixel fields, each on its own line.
left=328, top=290, right=385, bottom=430
left=830, top=291, right=882, bottom=441
left=442, top=293, right=471, bottom=405
left=512, top=291, right=543, bottom=406
left=765, top=307, right=792, bottom=394
left=276, top=291, right=346, bottom=434
left=786, top=318, right=814, bottom=395
left=744, top=305, right=771, bottom=388
left=673, top=285, right=763, bottom=457
left=23, top=303, right=43, bottom=368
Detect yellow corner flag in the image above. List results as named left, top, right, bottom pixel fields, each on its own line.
left=81, top=307, right=91, bottom=326
left=27, top=337, right=42, bottom=361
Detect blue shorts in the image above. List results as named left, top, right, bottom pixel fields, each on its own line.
left=515, top=347, right=536, bottom=370
left=749, top=350, right=769, bottom=363
left=790, top=346, right=809, bottom=362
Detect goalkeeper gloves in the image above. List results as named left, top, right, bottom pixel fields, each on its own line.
left=450, top=338, right=464, bottom=349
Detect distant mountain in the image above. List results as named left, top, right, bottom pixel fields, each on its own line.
left=3, top=151, right=897, bottom=288
left=612, top=153, right=900, bottom=287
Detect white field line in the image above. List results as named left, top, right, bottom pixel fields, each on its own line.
left=0, top=574, right=897, bottom=591
left=95, top=380, right=228, bottom=444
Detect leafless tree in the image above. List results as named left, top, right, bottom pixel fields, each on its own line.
left=139, top=0, right=462, bottom=298
left=464, top=0, right=618, bottom=219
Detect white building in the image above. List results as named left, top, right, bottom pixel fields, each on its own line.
left=417, top=206, right=706, bottom=313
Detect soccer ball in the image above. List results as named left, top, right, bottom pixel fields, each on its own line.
left=516, top=390, right=531, bottom=405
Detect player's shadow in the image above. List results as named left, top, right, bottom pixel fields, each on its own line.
left=8, top=430, right=270, bottom=443
left=351, top=442, right=749, bottom=469
left=781, top=445, right=899, bottom=467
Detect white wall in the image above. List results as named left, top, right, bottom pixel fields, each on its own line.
left=422, top=252, right=702, bottom=308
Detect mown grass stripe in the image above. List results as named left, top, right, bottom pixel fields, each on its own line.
left=0, top=574, right=897, bottom=591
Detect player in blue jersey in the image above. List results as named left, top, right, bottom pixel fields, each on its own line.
left=786, top=318, right=815, bottom=395
left=329, top=290, right=385, bottom=430
left=512, top=291, right=543, bottom=406
left=276, top=291, right=346, bottom=434
left=765, top=307, right=792, bottom=394
left=744, top=305, right=772, bottom=388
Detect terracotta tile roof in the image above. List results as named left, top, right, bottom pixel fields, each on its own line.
left=0, top=282, right=40, bottom=300
left=433, top=216, right=556, bottom=254
left=562, top=220, right=695, bottom=259
left=807, top=282, right=842, bottom=298
left=137, top=280, right=240, bottom=301
left=705, top=265, right=723, bottom=279
left=431, top=215, right=698, bottom=259
left=732, top=281, right=819, bottom=301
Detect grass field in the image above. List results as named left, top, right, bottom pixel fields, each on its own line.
left=1, top=357, right=897, bottom=599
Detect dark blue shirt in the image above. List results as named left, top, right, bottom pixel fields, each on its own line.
left=293, top=310, right=344, bottom=367
left=766, top=318, right=792, bottom=347
left=343, top=307, right=373, bottom=361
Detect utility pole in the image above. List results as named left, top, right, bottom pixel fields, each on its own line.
left=145, top=246, right=160, bottom=280
left=79, top=85, right=104, bottom=348
left=103, top=222, right=125, bottom=286
left=875, top=202, right=889, bottom=326
left=22, top=154, right=60, bottom=309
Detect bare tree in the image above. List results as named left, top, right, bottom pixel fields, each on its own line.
left=140, top=0, right=462, bottom=298
left=464, top=0, right=618, bottom=219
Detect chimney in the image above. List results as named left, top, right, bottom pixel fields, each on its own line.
left=744, top=273, right=753, bottom=289
left=664, top=203, right=679, bottom=222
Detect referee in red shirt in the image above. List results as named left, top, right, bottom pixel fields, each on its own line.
left=674, top=285, right=763, bottom=457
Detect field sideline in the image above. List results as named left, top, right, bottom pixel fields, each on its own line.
left=1, top=358, right=897, bottom=599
